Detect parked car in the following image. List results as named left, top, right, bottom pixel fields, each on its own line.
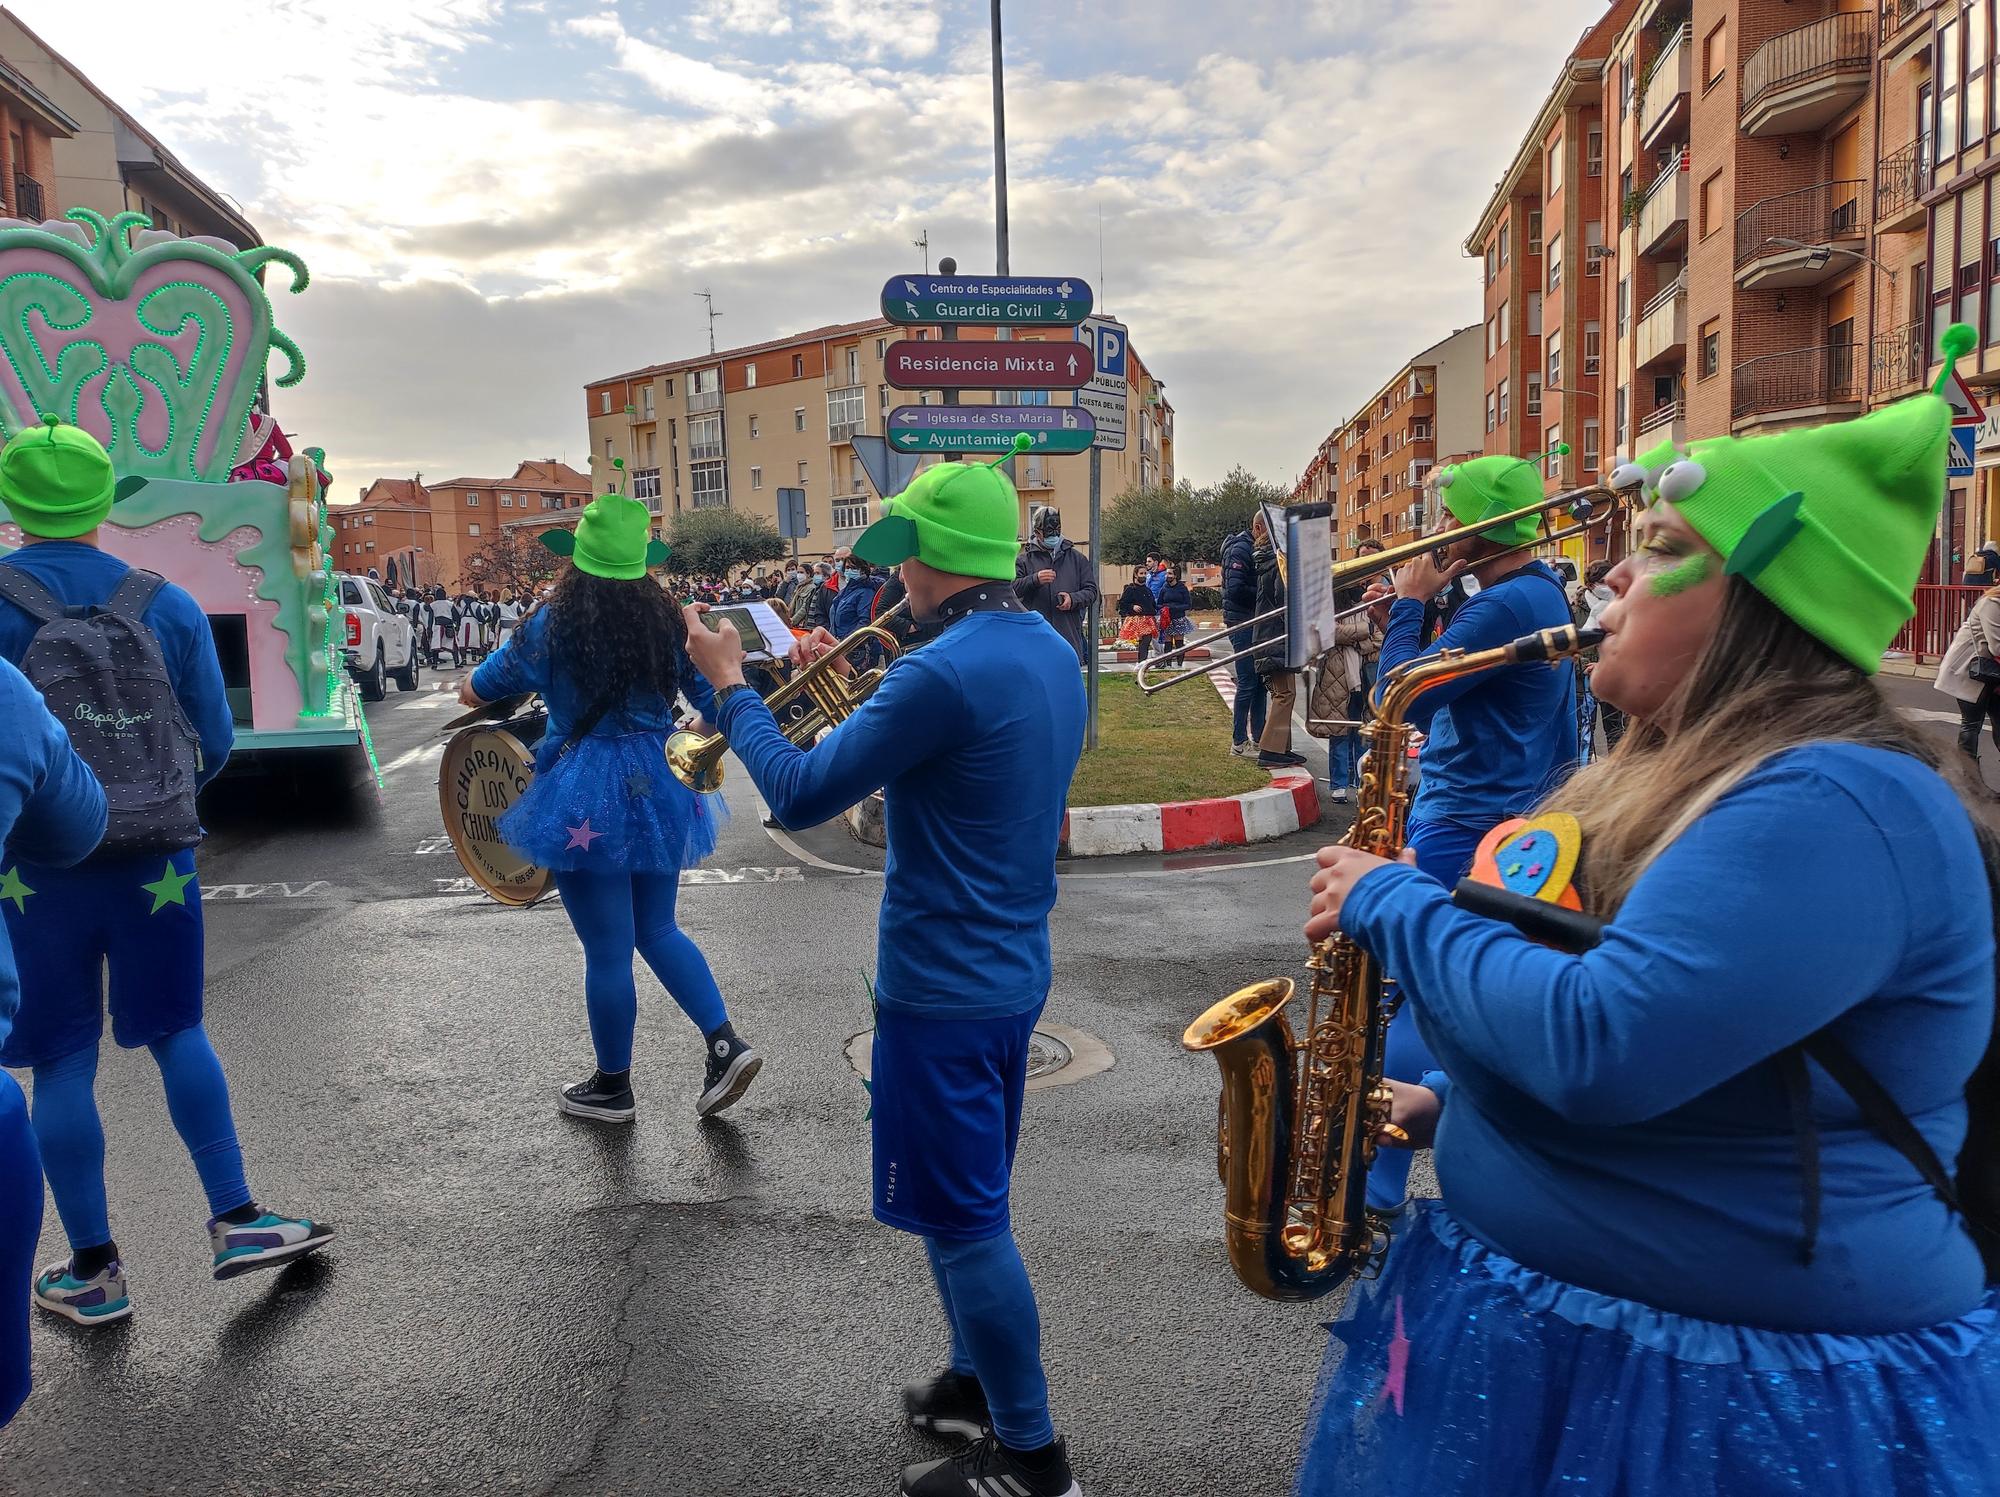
left=337, top=573, right=419, bottom=700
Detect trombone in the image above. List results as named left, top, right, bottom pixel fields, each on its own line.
left=666, top=598, right=910, bottom=792
left=1133, top=481, right=1630, bottom=695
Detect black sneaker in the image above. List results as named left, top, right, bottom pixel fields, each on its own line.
left=900, top=1434, right=1080, bottom=1497
left=902, top=1369, right=991, bottom=1441
left=1258, top=750, right=1306, bottom=769
left=559, top=1070, right=635, bottom=1123
left=697, top=1033, right=761, bottom=1118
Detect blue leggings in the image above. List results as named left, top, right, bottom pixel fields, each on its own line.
left=924, top=1232, right=1053, bottom=1450
left=1365, top=817, right=1489, bottom=1212
left=1, top=1074, right=39, bottom=1428
left=30, top=1024, right=251, bottom=1252
left=552, top=869, right=728, bottom=1073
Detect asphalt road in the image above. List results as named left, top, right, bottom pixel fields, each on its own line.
left=0, top=664, right=1351, bottom=1497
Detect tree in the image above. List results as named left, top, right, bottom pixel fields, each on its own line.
left=1101, top=466, right=1289, bottom=568
left=667, top=506, right=788, bottom=579
left=460, top=525, right=564, bottom=595
left=1100, top=483, right=1187, bottom=566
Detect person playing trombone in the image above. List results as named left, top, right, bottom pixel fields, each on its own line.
left=1359, top=449, right=1581, bottom=1220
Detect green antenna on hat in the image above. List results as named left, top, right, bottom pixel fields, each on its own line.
left=1934, top=322, right=1978, bottom=396
left=983, top=432, right=1034, bottom=470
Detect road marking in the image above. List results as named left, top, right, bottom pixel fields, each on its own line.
left=413, top=836, right=454, bottom=855
left=429, top=867, right=804, bottom=895
left=380, top=742, right=446, bottom=777
left=1898, top=706, right=1963, bottom=725
left=397, top=696, right=464, bottom=711
left=204, top=881, right=336, bottom=901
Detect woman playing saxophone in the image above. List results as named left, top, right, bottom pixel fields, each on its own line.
left=1294, top=365, right=2000, bottom=1495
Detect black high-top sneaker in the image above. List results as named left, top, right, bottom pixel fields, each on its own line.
left=900, top=1434, right=1081, bottom=1497
left=697, top=1029, right=761, bottom=1118
left=901, top=1368, right=991, bottom=1441
left=559, top=1069, right=635, bottom=1123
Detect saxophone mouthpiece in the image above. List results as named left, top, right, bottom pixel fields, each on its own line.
left=1508, top=624, right=1604, bottom=662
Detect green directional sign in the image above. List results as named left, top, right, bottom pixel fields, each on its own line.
left=880, top=274, right=1093, bottom=328
left=887, top=405, right=1098, bottom=455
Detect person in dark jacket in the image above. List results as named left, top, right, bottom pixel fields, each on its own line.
left=804, top=561, right=838, bottom=631
left=1220, top=524, right=1266, bottom=753
left=829, top=558, right=885, bottom=639
left=1115, top=568, right=1158, bottom=660
left=1250, top=510, right=1304, bottom=769
left=1013, top=507, right=1097, bottom=665
left=1157, top=568, right=1193, bottom=658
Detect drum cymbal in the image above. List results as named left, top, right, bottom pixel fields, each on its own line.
left=438, top=692, right=537, bottom=734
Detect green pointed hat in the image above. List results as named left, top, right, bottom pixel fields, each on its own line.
left=540, top=494, right=670, bottom=579
left=1608, top=324, right=1969, bottom=675
left=0, top=414, right=117, bottom=539
left=1434, top=447, right=1564, bottom=547
left=851, top=435, right=1029, bottom=581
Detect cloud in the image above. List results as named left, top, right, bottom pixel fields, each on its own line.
left=806, top=0, right=941, bottom=60
left=688, top=0, right=794, bottom=40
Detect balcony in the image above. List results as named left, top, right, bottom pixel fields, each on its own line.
left=1637, top=161, right=1689, bottom=257
left=1021, top=466, right=1055, bottom=490
left=11, top=174, right=44, bottom=222
left=1872, top=319, right=1931, bottom=395
left=1880, top=0, right=1931, bottom=59
left=1639, top=25, right=1692, bottom=148
left=1734, top=180, right=1866, bottom=289
left=1741, top=14, right=1873, bottom=137
left=1637, top=275, right=1689, bottom=371
left=1731, top=342, right=1862, bottom=425
left=687, top=388, right=722, bottom=414
left=1875, top=137, right=1931, bottom=234
left=1405, top=459, right=1433, bottom=488
left=1635, top=399, right=1687, bottom=451
left=627, top=402, right=655, bottom=425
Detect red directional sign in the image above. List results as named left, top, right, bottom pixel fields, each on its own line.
left=884, top=339, right=1095, bottom=391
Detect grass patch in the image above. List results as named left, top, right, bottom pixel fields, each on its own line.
left=1069, top=673, right=1273, bottom=807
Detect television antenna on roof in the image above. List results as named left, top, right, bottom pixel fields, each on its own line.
left=693, top=288, right=722, bottom=357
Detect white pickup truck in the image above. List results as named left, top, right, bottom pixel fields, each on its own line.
left=337, top=573, right=419, bottom=700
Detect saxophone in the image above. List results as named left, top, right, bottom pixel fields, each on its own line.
left=1184, top=622, right=1603, bottom=1300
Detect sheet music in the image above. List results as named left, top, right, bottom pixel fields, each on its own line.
left=1284, top=508, right=1335, bottom=670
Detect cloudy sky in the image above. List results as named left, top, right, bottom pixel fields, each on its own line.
left=15, top=0, right=1607, bottom=495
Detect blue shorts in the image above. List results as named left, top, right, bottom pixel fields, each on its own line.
left=0, top=1072, right=40, bottom=1428
left=870, top=1003, right=1044, bottom=1242
left=0, top=851, right=204, bottom=1070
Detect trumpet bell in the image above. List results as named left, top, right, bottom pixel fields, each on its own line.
left=1182, top=978, right=1296, bottom=1051
left=666, top=727, right=726, bottom=793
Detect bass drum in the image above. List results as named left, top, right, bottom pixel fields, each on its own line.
left=437, top=701, right=550, bottom=905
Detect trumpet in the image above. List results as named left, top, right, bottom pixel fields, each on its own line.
left=1135, top=480, right=1630, bottom=695
left=665, top=599, right=909, bottom=792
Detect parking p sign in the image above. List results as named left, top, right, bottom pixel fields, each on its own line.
left=1075, top=317, right=1129, bottom=452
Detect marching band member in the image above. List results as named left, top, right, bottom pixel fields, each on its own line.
left=1359, top=450, right=1580, bottom=1216
left=1298, top=377, right=1999, bottom=1494
left=459, top=494, right=759, bottom=1123
left=682, top=447, right=1087, bottom=1497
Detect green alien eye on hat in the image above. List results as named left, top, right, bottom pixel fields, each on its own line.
left=540, top=459, right=670, bottom=579
left=1603, top=322, right=1973, bottom=675
left=851, top=433, right=1032, bottom=581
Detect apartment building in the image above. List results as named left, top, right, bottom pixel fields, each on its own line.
left=332, top=462, right=591, bottom=590
left=583, top=318, right=1174, bottom=564
left=0, top=8, right=259, bottom=245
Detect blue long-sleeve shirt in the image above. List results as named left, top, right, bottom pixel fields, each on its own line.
left=471, top=609, right=716, bottom=767
left=0, top=542, right=234, bottom=788
left=0, top=660, right=109, bottom=1048
left=718, top=607, right=1084, bottom=1018
left=1343, top=742, right=1993, bottom=1333
left=1377, top=560, right=1575, bottom=827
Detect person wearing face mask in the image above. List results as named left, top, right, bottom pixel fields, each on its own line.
left=1012, top=507, right=1097, bottom=666
left=1295, top=345, right=2000, bottom=1497
left=830, top=555, right=886, bottom=639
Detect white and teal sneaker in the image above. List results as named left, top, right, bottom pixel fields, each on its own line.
left=208, top=1211, right=334, bottom=1281
left=33, top=1259, right=132, bottom=1326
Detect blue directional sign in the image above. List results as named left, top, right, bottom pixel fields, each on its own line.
left=881, top=274, right=1093, bottom=328
left=887, top=404, right=1097, bottom=454
left=1950, top=425, right=1976, bottom=477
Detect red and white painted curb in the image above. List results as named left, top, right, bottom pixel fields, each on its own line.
left=1058, top=771, right=1320, bottom=858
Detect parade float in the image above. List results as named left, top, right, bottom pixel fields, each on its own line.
left=0, top=207, right=367, bottom=767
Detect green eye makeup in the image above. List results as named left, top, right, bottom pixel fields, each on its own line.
left=1648, top=551, right=1712, bottom=598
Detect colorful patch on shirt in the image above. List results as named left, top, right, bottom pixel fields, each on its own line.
left=1469, top=813, right=1583, bottom=909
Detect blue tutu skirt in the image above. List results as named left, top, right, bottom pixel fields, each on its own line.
left=1298, top=1202, right=2000, bottom=1496
left=498, top=730, right=724, bottom=874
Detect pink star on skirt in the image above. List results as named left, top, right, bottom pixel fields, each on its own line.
left=564, top=820, right=603, bottom=851
left=1377, top=1295, right=1410, bottom=1416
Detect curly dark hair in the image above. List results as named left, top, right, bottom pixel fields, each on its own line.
left=546, top=570, right=686, bottom=713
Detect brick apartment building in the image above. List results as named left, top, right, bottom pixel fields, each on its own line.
left=332, top=462, right=591, bottom=590
left=583, top=318, right=1173, bottom=568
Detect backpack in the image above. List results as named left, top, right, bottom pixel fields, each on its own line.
left=0, top=567, right=205, bottom=854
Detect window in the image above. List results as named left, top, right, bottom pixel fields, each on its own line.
left=1967, top=0, right=1988, bottom=153
left=500, top=495, right=513, bottom=508
left=364, top=512, right=375, bottom=526
left=1582, top=419, right=1600, bottom=473
left=1586, top=126, right=1603, bottom=178
left=792, top=354, right=804, bottom=378
left=1585, top=220, right=1603, bottom=276
left=828, top=384, right=866, bottom=433
left=1547, top=233, right=1562, bottom=292
left=690, top=413, right=723, bottom=462
left=1615, top=384, right=1629, bottom=448
left=1583, top=320, right=1602, bottom=376
left=1547, top=329, right=1562, bottom=390
left=691, top=462, right=727, bottom=508
left=1547, top=135, right=1563, bottom=195
left=1698, top=169, right=1723, bottom=240
left=666, top=379, right=675, bottom=397
left=642, top=386, right=655, bottom=417
left=1497, top=377, right=1510, bottom=424
left=848, top=455, right=867, bottom=494
left=1499, top=300, right=1510, bottom=346
left=1499, top=219, right=1510, bottom=267
left=1526, top=373, right=1543, bottom=417
left=366, top=540, right=376, bottom=551
left=745, top=363, right=758, bottom=388
left=1545, top=427, right=1563, bottom=478
left=603, top=438, right=613, bottom=460
left=1486, top=390, right=1497, bottom=433
left=1699, top=317, right=1721, bottom=379
left=1527, top=210, right=1542, bottom=256
left=749, top=414, right=760, bottom=438
left=1620, top=50, right=1635, bottom=119
left=1703, top=17, right=1727, bottom=89
left=833, top=498, right=870, bottom=530
left=876, top=338, right=887, bottom=358
left=1941, top=20, right=1961, bottom=158
left=467, top=524, right=480, bottom=538
left=797, top=461, right=809, bottom=486
left=599, top=391, right=611, bottom=414
left=1617, top=275, right=1632, bottom=337
left=794, top=408, right=807, bottom=432
left=1487, top=314, right=1500, bottom=358
left=879, top=384, right=890, bottom=411
left=750, top=465, right=763, bottom=490
left=1485, top=244, right=1498, bottom=285
left=632, top=469, right=661, bottom=502
left=465, top=492, right=480, bottom=506
left=1527, top=290, right=1543, bottom=334
left=1620, top=165, right=1634, bottom=215
left=845, top=349, right=860, bottom=384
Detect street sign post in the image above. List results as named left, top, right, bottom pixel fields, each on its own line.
left=849, top=436, right=923, bottom=501
left=880, top=274, right=1093, bottom=328
left=777, top=486, right=807, bottom=559
left=884, top=340, right=1093, bottom=390
left=1075, top=316, right=1129, bottom=452
left=887, top=405, right=1095, bottom=455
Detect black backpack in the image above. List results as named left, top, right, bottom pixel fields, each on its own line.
left=0, top=567, right=205, bottom=854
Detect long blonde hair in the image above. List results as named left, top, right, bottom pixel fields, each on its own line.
left=1544, top=580, right=1977, bottom=915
